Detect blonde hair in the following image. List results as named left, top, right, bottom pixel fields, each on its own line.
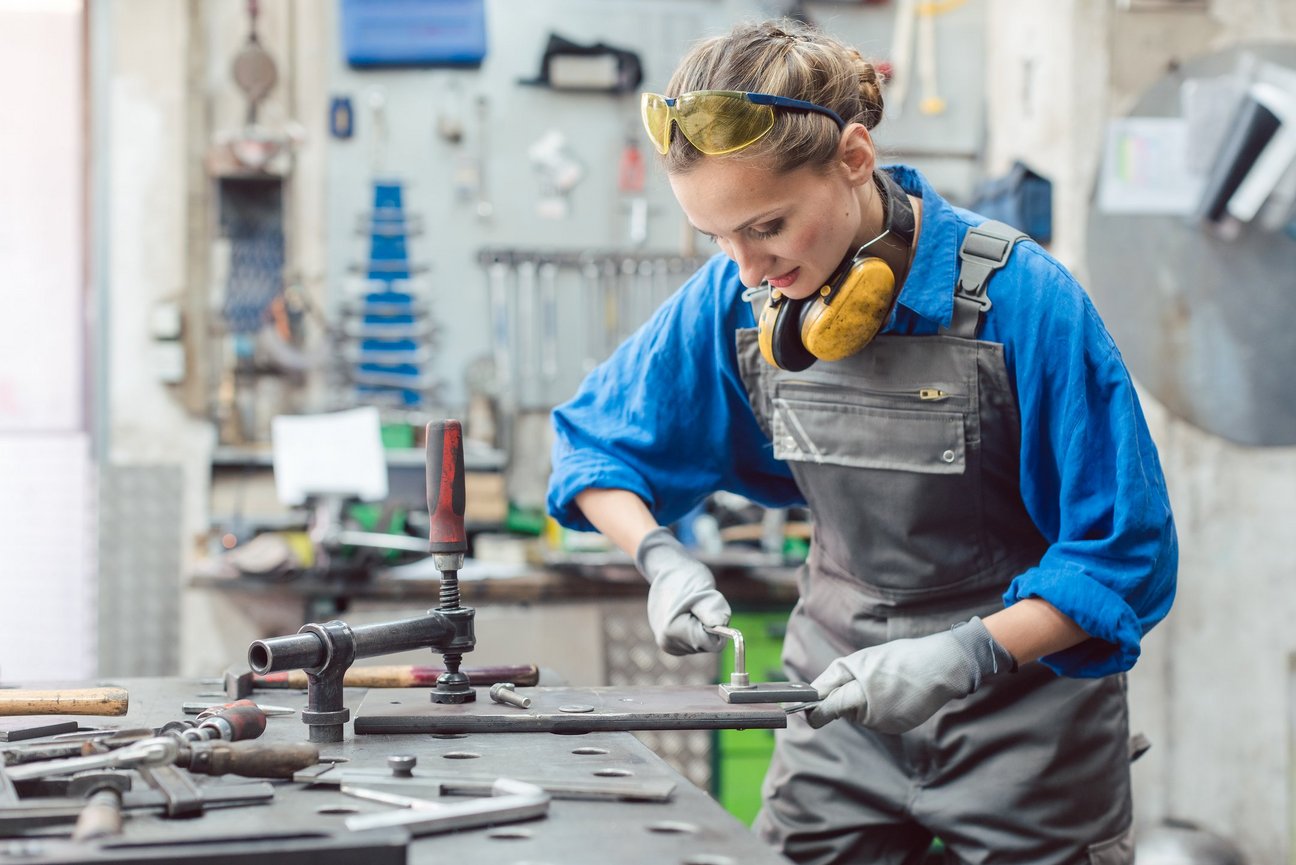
left=662, top=19, right=884, bottom=175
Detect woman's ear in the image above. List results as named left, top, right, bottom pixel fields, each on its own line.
left=837, top=123, right=875, bottom=184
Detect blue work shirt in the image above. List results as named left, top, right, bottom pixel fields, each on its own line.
left=549, top=165, right=1177, bottom=678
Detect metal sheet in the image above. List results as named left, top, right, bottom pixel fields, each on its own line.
left=0, top=678, right=793, bottom=865
left=1085, top=44, right=1296, bottom=446
left=0, top=827, right=409, bottom=864
left=353, top=686, right=789, bottom=734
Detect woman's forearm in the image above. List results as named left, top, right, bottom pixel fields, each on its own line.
left=573, top=488, right=660, bottom=557
left=982, top=598, right=1090, bottom=664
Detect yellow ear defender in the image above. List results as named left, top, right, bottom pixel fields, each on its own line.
left=757, top=170, right=917, bottom=371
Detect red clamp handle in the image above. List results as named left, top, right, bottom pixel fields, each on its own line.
left=425, top=420, right=467, bottom=555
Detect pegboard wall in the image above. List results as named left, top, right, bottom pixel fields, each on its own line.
left=323, top=0, right=987, bottom=410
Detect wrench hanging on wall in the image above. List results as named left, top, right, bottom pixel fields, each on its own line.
left=538, top=260, right=559, bottom=405
left=515, top=257, right=539, bottom=409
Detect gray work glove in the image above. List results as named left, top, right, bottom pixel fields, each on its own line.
left=635, top=527, right=731, bottom=655
left=807, top=617, right=1015, bottom=733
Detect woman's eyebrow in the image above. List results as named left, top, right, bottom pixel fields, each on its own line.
left=690, top=208, right=784, bottom=236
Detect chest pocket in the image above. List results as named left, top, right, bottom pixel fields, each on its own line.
left=771, top=380, right=970, bottom=475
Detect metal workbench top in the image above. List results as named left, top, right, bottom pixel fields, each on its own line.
left=3, top=677, right=792, bottom=865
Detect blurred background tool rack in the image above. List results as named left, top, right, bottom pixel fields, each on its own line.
left=336, top=179, right=442, bottom=410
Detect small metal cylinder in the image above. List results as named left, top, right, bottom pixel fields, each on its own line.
left=387, top=755, right=417, bottom=777
left=489, top=683, right=531, bottom=709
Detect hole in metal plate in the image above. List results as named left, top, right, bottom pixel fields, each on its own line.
left=389, top=700, right=401, bottom=705
left=593, top=768, right=633, bottom=777
left=647, top=821, right=699, bottom=835
left=487, top=828, right=534, bottom=840
left=316, top=806, right=359, bottom=815
left=571, top=747, right=609, bottom=756
left=431, top=733, right=467, bottom=740
left=442, top=751, right=481, bottom=760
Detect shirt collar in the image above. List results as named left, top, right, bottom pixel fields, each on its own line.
left=883, top=165, right=961, bottom=329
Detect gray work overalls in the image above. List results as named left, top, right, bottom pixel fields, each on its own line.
left=737, top=223, right=1134, bottom=865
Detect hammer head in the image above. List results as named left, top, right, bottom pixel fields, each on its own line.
left=223, top=666, right=254, bottom=700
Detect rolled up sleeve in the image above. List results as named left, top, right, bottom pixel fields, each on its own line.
left=996, top=247, right=1177, bottom=677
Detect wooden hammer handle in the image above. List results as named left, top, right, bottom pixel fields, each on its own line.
left=258, top=664, right=541, bottom=690
left=0, top=687, right=129, bottom=717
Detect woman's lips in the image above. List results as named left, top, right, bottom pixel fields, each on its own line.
left=768, top=267, right=799, bottom=289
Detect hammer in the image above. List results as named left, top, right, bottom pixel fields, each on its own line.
left=0, top=687, right=128, bottom=717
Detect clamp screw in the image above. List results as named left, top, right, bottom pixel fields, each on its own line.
left=387, top=754, right=417, bottom=777
left=489, top=682, right=532, bottom=709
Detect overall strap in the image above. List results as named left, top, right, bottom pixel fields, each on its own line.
left=944, top=220, right=1029, bottom=338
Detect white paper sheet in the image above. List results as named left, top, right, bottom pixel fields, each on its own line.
left=1098, top=117, right=1206, bottom=215
left=271, top=407, right=389, bottom=505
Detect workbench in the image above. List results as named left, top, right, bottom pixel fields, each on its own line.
left=191, top=552, right=801, bottom=623
left=3, top=677, right=793, bottom=864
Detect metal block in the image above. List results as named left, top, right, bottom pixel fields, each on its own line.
left=0, top=719, right=79, bottom=742
left=353, top=686, right=788, bottom=735
left=719, top=681, right=818, bottom=703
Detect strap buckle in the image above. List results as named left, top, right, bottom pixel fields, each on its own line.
left=955, top=224, right=1020, bottom=313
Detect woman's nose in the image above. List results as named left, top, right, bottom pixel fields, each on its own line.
left=726, top=239, right=770, bottom=288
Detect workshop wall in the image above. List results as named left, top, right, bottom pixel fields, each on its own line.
left=0, top=3, right=96, bottom=681
left=320, top=0, right=988, bottom=411
left=986, top=2, right=1296, bottom=861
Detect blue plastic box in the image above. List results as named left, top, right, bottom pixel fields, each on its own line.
left=340, top=0, right=487, bottom=68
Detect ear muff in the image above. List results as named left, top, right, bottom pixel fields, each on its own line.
left=755, top=169, right=916, bottom=371
left=799, top=257, right=896, bottom=362
left=758, top=289, right=816, bottom=371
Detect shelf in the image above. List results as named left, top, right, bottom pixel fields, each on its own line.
left=212, top=444, right=507, bottom=472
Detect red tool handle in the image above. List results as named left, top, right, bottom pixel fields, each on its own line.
left=200, top=703, right=267, bottom=742
left=425, top=420, right=467, bottom=555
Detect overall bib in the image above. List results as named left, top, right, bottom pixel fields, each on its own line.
left=736, top=224, right=1134, bottom=865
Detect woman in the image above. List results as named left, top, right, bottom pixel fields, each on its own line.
left=547, top=19, right=1176, bottom=865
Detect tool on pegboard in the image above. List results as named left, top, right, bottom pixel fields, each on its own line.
left=888, top=0, right=964, bottom=118
left=618, top=134, right=649, bottom=246
left=330, top=96, right=354, bottom=139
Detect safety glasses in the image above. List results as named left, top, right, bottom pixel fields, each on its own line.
left=640, top=90, right=847, bottom=156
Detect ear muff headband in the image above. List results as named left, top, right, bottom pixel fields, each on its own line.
left=757, top=170, right=917, bottom=371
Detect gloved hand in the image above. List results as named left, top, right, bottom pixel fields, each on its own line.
left=635, top=527, right=731, bottom=655
left=807, top=617, right=1015, bottom=733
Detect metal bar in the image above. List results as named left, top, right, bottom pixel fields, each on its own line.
left=353, top=685, right=788, bottom=735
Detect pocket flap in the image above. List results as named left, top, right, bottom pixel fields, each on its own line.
left=772, top=398, right=965, bottom=474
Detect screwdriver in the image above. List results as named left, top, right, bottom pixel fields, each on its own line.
left=6, top=737, right=318, bottom=782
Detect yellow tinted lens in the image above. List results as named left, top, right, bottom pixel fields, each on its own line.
left=676, top=93, right=774, bottom=155
left=641, top=93, right=672, bottom=155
